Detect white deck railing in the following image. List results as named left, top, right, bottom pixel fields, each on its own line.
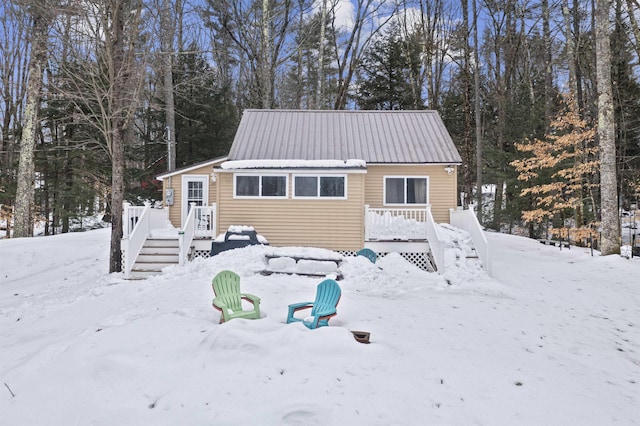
left=424, top=205, right=446, bottom=274
left=122, top=203, right=170, bottom=278
left=123, top=204, right=150, bottom=279
left=178, top=204, right=217, bottom=265
left=450, top=203, right=491, bottom=276
left=364, top=205, right=428, bottom=240
left=364, top=205, right=445, bottom=274
left=123, top=204, right=146, bottom=238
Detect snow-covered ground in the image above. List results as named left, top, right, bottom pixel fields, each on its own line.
left=0, top=227, right=638, bottom=425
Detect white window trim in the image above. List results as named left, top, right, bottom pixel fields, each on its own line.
left=233, top=173, right=289, bottom=199
left=292, top=174, right=348, bottom=200
left=181, top=175, right=209, bottom=227
left=383, top=175, right=429, bottom=206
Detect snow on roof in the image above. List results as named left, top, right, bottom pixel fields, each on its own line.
left=156, top=156, right=227, bottom=180
left=219, top=159, right=367, bottom=170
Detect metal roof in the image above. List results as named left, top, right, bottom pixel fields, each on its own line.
left=228, top=109, right=462, bottom=164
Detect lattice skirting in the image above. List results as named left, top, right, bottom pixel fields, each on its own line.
left=192, top=249, right=212, bottom=260
left=338, top=250, right=434, bottom=272
left=193, top=249, right=433, bottom=272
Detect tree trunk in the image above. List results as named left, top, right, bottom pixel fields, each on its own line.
left=461, top=0, right=473, bottom=207
left=14, top=6, right=49, bottom=238
left=316, top=0, right=327, bottom=108
left=562, top=0, right=579, bottom=110
left=261, top=0, right=272, bottom=108
left=473, top=0, right=482, bottom=222
left=108, top=0, right=141, bottom=273
left=626, top=0, right=640, bottom=60
left=543, top=0, right=553, bottom=133
left=161, top=0, right=176, bottom=171
left=595, top=0, right=620, bottom=255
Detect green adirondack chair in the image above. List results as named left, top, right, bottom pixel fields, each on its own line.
left=286, top=279, right=341, bottom=329
left=212, top=270, right=261, bottom=323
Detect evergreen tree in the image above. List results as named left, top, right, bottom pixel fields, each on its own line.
left=173, top=47, right=238, bottom=167
left=355, top=23, right=423, bottom=110
left=40, top=68, right=111, bottom=233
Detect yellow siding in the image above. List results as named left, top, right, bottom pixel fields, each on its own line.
left=217, top=172, right=365, bottom=250
left=364, top=164, right=457, bottom=223
left=161, top=163, right=221, bottom=229
left=161, top=162, right=457, bottom=243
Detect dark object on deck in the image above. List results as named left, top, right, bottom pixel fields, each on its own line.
left=210, top=229, right=267, bottom=256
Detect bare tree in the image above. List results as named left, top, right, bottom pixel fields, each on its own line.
left=562, top=0, right=579, bottom=109
left=0, top=1, right=30, bottom=202
left=331, top=0, right=396, bottom=110
left=460, top=0, right=473, bottom=207
left=415, top=0, right=457, bottom=110
left=14, top=1, right=51, bottom=238
left=595, top=0, right=620, bottom=255
left=160, top=0, right=176, bottom=171
left=315, top=0, right=328, bottom=108
left=106, top=0, right=145, bottom=271
left=50, top=0, right=146, bottom=271
left=625, top=0, right=640, bottom=59
left=209, top=0, right=295, bottom=108
left=473, top=0, right=483, bottom=220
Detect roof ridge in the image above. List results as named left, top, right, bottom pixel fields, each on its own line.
left=243, top=109, right=437, bottom=114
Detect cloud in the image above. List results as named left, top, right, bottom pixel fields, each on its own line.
left=312, top=0, right=355, bottom=31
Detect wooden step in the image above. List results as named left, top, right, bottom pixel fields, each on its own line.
left=137, top=253, right=179, bottom=263
left=143, top=238, right=179, bottom=248
left=140, top=246, right=179, bottom=255
left=131, top=237, right=180, bottom=278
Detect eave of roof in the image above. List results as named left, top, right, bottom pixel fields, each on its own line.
left=155, top=156, right=228, bottom=181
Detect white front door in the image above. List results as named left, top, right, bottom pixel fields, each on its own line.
left=181, top=175, right=209, bottom=227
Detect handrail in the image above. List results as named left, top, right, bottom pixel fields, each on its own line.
left=179, top=204, right=197, bottom=266
left=123, top=203, right=146, bottom=238
left=194, top=204, right=217, bottom=238
left=123, top=204, right=151, bottom=279
left=425, top=205, right=446, bottom=274
left=450, top=203, right=491, bottom=276
left=178, top=204, right=217, bottom=265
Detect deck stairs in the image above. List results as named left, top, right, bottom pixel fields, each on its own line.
left=447, top=228, right=484, bottom=272
left=129, top=237, right=181, bottom=279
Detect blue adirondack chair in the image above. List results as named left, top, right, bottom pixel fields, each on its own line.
left=212, top=270, right=261, bottom=323
left=286, top=279, right=341, bottom=329
left=357, top=248, right=377, bottom=263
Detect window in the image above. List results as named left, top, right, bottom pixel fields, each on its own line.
left=384, top=176, right=428, bottom=205
left=181, top=175, right=209, bottom=228
left=293, top=175, right=346, bottom=199
left=187, top=180, right=205, bottom=207
left=235, top=174, right=287, bottom=198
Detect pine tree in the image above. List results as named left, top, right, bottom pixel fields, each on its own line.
left=355, top=23, right=423, bottom=110
left=174, top=47, right=238, bottom=167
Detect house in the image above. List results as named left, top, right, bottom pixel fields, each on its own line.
left=123, top=110, right=489, bottom=279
